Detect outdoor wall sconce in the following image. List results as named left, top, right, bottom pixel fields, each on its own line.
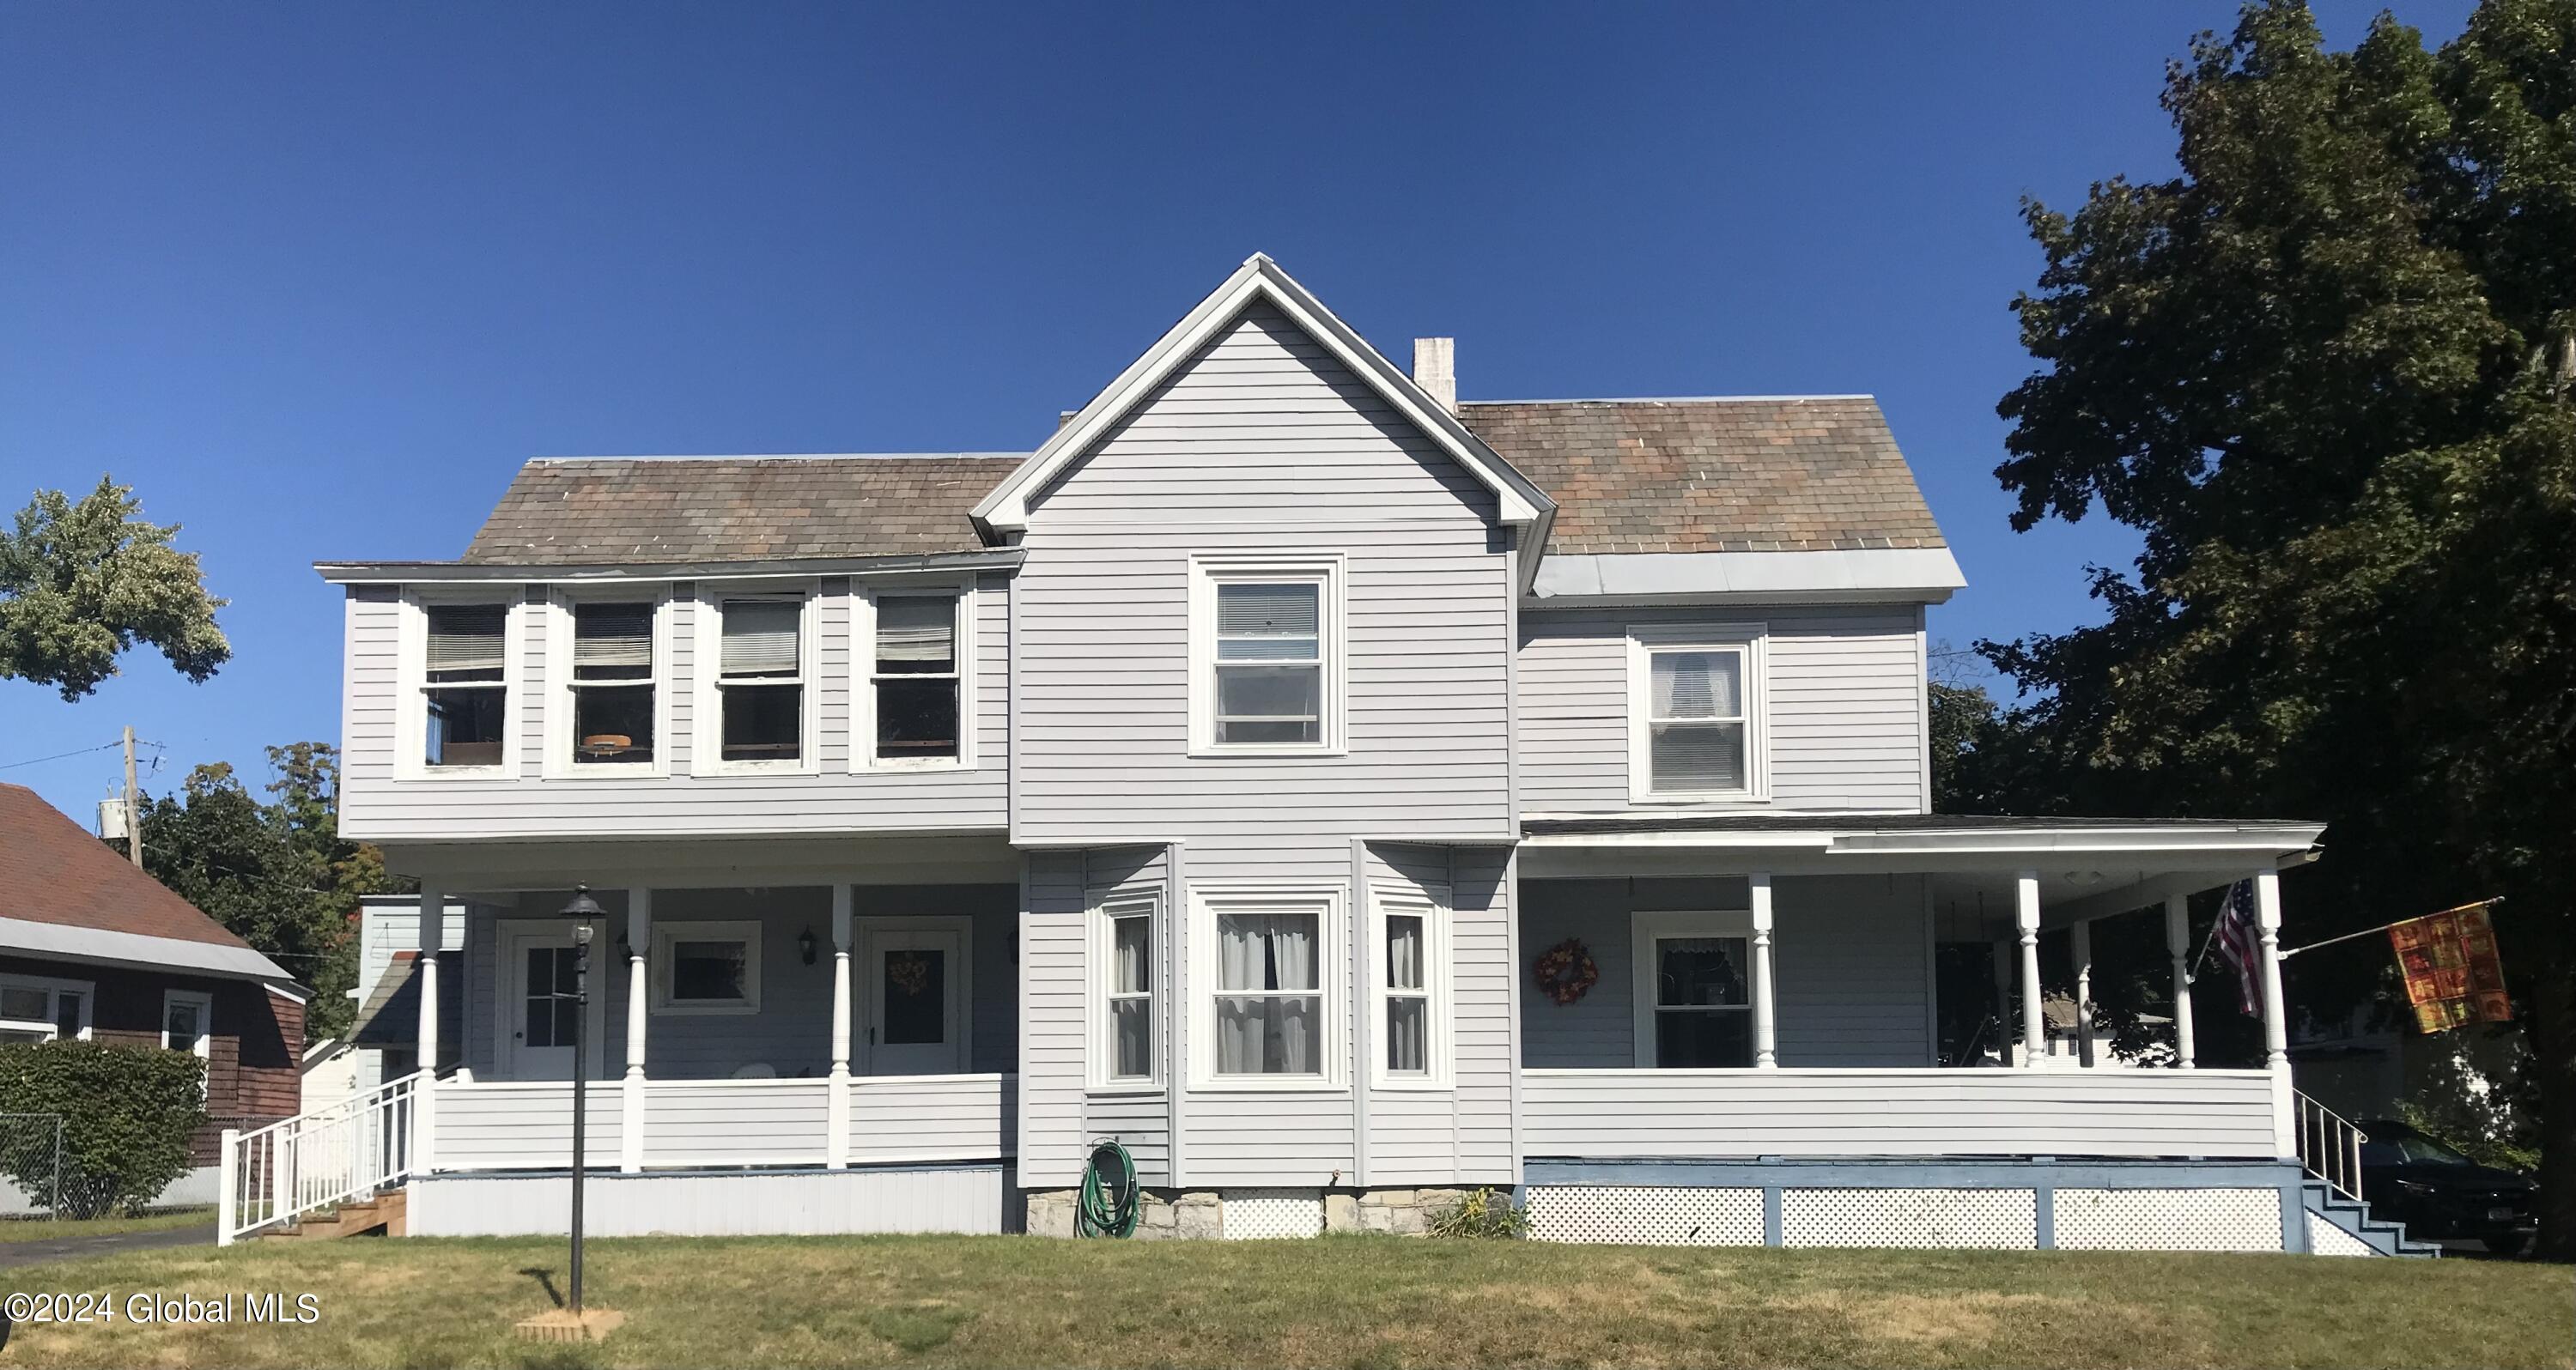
left=799, top=927, right=817, bottom=966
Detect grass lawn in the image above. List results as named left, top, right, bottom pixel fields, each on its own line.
left=0, top=1234, right=2563, bottom=1369
left=0, top=1207, right=212, bottom=1244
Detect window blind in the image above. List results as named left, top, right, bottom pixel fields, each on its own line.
left=425, top=605, right=507, bottom=676
left=876, top=597, right=956, bottom=667
left=720, top=600, right=801, bottom=676
left=573, top=604, right=653, bottom=672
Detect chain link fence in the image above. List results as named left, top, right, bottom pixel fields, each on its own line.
left=0, top=1114, right=64, bottom=1218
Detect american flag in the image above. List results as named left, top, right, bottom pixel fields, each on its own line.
left=2213, top=879, right=2262, bottom=1015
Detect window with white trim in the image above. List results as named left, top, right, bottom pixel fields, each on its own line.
left=422, top=603, right=509, bottom=768
left=1628, top=627, right=1766, bottom=800
left=1194, top=885, right=1343, bottom=1085
left=161, top=989, right=215, bottom=1059
left=715, top=596, right=805, bottom=764
left=1372, top=889, right=1451, bottom=1087
left=0, top=974, right=92, bottom=1045
left=1190, top=556, right=1342, bottom=754
left=1631, top=911, right=1753, bottom=1068
left=870, top=592, right=963, bottom=763
left=651, top=921, right=761, bottom=1015
left=1090, top=895, right=1157, bottom=1087
left=570, top=601, right=658, bottom=766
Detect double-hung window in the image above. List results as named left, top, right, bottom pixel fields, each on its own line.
left=422, top=603, right=508, bottom=768
left=1373, top=892, right=1449, bottom=1086
left=871, top=593, right=963, bottom=763
left=716, top=597, right=805, bottom=764
left=570, top=602, right=657, bottom=766
left=0, top=975, right=91, bottom=1045
left=162, top=990, right=215, bottom=1059
left=1631, top=911, right=1753, bottom=1068
left=1628, top=626, right=1766, bottom=800
left=1091, top=896, right=1157, bottom=1087
left=1191, top=556, right=1342, bottom=753
left=1194, top=885, right=1342, bottom=1085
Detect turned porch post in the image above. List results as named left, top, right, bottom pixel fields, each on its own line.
left=2164, top=892, right=2196, bottom=1070
left=414, top=879, right=445, bottom=1173
left=826, top=884, right=854, bottom=1169
left=622, top=888, right=650, bottom=1173
left=2014, top=871, right=2044, bottom=1068
left=2070, top=918, right=2096, bottom=1068
left=2253, top=867, right=2295, bottom=1155
left=1748, top=872, right=1777, bottom=1068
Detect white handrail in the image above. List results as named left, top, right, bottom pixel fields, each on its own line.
left=217, top=1069, right=428, bottom=1246
left=2294, top=1091, right=2367, bottom=1203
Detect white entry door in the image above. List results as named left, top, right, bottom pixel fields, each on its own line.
left=861, top=925, right=968, bottom=1075
left=498, top=923, right=602, bottom=1081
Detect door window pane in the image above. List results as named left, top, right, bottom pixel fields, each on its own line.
left=882, top=949, right=945, bottom=1045
left=524, top=948, right=562, bottom=1049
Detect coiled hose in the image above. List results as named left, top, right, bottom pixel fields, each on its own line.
left=1075, top=1139, right=1139, bottom=1238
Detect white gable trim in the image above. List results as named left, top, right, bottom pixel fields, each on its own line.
left=972, top=254, right=1554, bottom=537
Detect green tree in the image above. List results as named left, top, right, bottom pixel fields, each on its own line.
left=0, top=476, right=228, bottom=700
left=1987, top=0, right=2576, bottom=1255
left=136, top=744, right=403, bottom=1040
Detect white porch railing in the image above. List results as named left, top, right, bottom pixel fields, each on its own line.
left=1521, top=1067, right=2281, bottom=1160
left=218, top=1070, right=422, bottom=1246
left=432, top=1074, right=1016, bottom=1173
left=2294, top=1091, right=2367, bottom=1201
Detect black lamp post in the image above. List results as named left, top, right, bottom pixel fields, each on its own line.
left=558, top=886, right=605, bottom=1316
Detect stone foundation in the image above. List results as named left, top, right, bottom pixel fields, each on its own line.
left=1024, top=1186, right=1481, bottom=1240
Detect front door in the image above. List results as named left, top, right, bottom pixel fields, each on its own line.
left=861, top=925, right=967, bottom=1075
left=499, top=925, right=597, bottom=1081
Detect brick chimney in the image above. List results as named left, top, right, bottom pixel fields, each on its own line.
left=1413, top=337, right=1456, bottom=414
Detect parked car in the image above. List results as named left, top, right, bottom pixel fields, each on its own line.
left=2356, top=1118, right=2538, bottom=1255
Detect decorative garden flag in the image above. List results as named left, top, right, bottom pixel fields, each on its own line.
left=2390, top=900, right=2512, bottom=1033
left=2213, top=879, right=2262, bottom=1015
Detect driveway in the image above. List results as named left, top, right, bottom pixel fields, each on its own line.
left=0, top=1223, right=215, bottom=1269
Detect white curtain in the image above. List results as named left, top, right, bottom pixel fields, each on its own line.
left=1651, top=649, right=1741, bottom=719
left=1215, top=912, right=1316, bottom=1074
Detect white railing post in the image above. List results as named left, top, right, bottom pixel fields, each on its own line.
left=2070, top=918, right=2096, bottom=1069
left=623, top=888, right=650, bottom=1173
left=2014, top=871, right=2044, bottom=1068
left=2254, top=868, right=2294, bottom=1157
left=216, top=1128, right=240, bottom=1246
left=1748, top=873, right=1777, bottom=1069
left=2164, top=892, right=2196, bottom=1070
left=826, top=884, right=854, bottom=1169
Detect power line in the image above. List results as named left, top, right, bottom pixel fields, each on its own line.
left=0, top=739, right=125, bottom=773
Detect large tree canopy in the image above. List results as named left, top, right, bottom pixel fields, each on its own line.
left=0, top=476, right=228, bottom=700
left=1983, top=0, right=2575, bottom=1255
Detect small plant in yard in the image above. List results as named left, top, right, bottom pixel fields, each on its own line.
left=1426, top=1186, right=1528, bottom=1239
left=0, top=1040, right=205, bottom=1217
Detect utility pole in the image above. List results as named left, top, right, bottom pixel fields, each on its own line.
left=122, top=726, right=142, bottom=869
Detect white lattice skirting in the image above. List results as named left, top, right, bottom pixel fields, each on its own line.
left=2052, top=1188, right=2281, bottom=1252
left=2305, top=1209, right=2378, bottom=1257
left=1222, top=1189, right=1324, bottom=1240
left=1526, top=1186, right=1765, bottom=1246
left=1782, top=1188, right=2036, bottom=1249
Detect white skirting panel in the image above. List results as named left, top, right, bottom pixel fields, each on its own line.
left=406, top=1166, right=1005, bottom=1238
left=1526, top=1186, right=1765, bottom=1246
left=2052, top=1187, right=2281, bottom=1252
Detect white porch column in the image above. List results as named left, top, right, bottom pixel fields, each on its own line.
left=2069, top=918, right=2096, bottom=1068
left=1748, top=873, right=1777, bottom=1068
left=2164, top=892, right=2196, bottom=1070
left=826, top=884, right=853, bottom=1169
left=2253, top=867, right=2295, bottom=1156
left=2014, top=871, right=2044, bottom=1068
left=621, top=888, right=649, bottom=1173
left=414, top=880, right=445, bottom=1173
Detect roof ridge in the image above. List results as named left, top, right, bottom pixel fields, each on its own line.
left=525, top=452, right=1030, bottom=464
left=1460, top=395, right=1876, bottom=406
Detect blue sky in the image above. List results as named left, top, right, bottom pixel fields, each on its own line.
left=0, top=1, right=2477, bottom=819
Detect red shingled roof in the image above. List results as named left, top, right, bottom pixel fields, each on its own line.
left=0, top=784, right=257, bottom=949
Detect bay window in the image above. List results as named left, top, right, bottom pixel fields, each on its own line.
left=422, top=603, right=508, bottom=768
left=1190, top=555, right=1342, bottom=754
left=1628, top=626, right=1767, bottom=801
left=570, top=602, right=657, bottom=766
left=1194, top=884, right=1343, bottom=1086
left=871, top=593, right=963, bottom=763
left=1372, top=891, right=1449, bottom=1086
left=1091, top=895, right=1157, bottom=1087
left=716, top=597, right=805, bottom=764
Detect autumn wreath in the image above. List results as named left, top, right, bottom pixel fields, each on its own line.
left=1533, top=938, right=1599, bottom=1006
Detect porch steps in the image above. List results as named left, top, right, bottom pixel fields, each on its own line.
left=2302, top=1181, right=2436, bottom=1258
left=259, top=1187, right=406, bottom=1242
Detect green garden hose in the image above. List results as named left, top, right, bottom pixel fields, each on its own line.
left=1075, top=1139, right=1139, bottom=1238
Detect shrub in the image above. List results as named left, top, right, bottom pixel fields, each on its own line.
left=0, top=1041, right=206, bottom=1217
left=1427, top=1187, right=1528, bottom=1240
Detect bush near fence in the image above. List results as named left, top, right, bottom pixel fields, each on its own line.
left=0, top=1042, right=205, bottom=1218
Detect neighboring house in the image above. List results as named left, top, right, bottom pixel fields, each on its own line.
left=0, top=784, right=305, bottom=1207
left=262, top=255, right=2407, bottom=1255
left=300, top=894, right=466, bottom=1113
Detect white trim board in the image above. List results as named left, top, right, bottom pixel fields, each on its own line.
left=1531, top=549, right=1966, bottom=606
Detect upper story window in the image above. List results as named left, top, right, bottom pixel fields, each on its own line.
left=1627, top=624, right=1767, bottom=803
left=0, top=974, right=91, bottom=1045
left=422, top=604, right=508, bottom=769
left=870, top=592, right=963, bottom=765
left=716, top=597, right=805, bottom=765
left=571, top=601, right=658, bottom=766
left=1090, top=894, right=1157, bottom=1088
left=1191, top=883, right=1345, bottom=1088
left=1189, top=555, right=1344, bottom=755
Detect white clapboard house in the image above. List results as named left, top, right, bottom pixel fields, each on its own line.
left=229, top=256, right=2419, bottom=1256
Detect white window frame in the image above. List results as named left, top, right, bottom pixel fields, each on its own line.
left=543, top=589, right=675, bottom=779
left=1188, top=553, right=1346, bottom=756
left=1626, top=622, right=1770, bottom=803
left=1087, top=893, right=1161, bottom=1092
left=853, top=579, right=978, bottom=772
left=1188, top=881, right=1346, bottom=1091
left=1369, top=884, right=1453, bottom=1090
left=650, top=919, right=762, bottom=1016
left=396, top=591, right=524, bottom=780
left=1630, top=908, right=1756, bottom=1070
left=691, top=583, right=822, bottom=777
left=0, top=973, right=94, bottom=1043
left=161, top=989, right=216, bottom=1059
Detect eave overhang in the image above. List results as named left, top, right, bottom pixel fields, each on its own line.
left=313, top=549, right=1025, bottom=585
